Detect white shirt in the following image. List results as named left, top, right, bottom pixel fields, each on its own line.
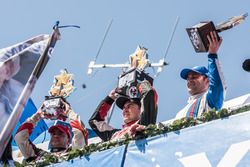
left=175, top=92, right=208, bottom=119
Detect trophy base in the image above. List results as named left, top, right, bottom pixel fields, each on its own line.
left=42, top=96, right=67, bottom=120
left=118, top=68, right=153, bottom=98
left=186, top=21, right=220, bottom=53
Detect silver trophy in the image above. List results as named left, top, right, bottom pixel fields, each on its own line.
left=117, top=46, right=153, bottom=98
left=186, top=13, right=247, bottom=52
left=42, top=69, right=75, bottom=120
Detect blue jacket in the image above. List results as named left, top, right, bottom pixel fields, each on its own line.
left=176, top=54, right=226, bottom=119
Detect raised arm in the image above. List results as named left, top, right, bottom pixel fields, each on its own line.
left=62, top=100, right=88, bottom=149
left=89, top=89, right=120, bottom=141
left=14, top=107, right=45, bottom=159
left=206, top=31, right=226, bottom=110
left=138, top=81, right=158, bottom=125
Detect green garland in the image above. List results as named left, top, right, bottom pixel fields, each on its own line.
left=15, top=105, right=250, bottom=167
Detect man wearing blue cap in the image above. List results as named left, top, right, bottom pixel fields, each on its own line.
left=176, top=31, right=226, bottom=119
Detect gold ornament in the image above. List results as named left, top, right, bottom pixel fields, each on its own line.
left=49, top=69, right=75, bottom=97
left=129, top=46, right=149, bottom=70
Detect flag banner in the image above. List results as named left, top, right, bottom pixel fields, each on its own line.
left=0, top=34, right=50, bottom=132
left=0, top=28, right=60, bottom=157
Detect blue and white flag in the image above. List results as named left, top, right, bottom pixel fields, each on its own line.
left=0, top=28, right=60, bottom=157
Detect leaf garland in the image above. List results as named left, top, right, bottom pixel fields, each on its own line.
left=14, top=105, right=250, bottom=167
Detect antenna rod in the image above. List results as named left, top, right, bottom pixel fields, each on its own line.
left=94, top=19, right=113, bottom=62
left=154, top=16, right=179, bottom=78
left=163, top=16, right=179, bottom=60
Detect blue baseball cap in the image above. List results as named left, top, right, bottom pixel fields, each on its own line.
left=180, top=66, right=208, bottom=80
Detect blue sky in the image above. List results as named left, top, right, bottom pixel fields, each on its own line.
left=1, top=0, right=250, bottom=129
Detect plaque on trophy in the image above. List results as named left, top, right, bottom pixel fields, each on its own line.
left=41, top=69, right=75, bottom=120
left=186, top=21, right=219, bottom=52
left=186, top=13, right=248, bottom=52
left=118, top=68, right=153, bottom=98
left=117, top=46, right=153, bottom=98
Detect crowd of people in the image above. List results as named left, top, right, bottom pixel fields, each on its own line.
left=1, top=30, right=242, bottom=166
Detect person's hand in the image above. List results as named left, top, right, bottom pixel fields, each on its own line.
left=108, top=88, right=119, bottom=100
left=60, top=99, right=71, bottom=116
left=130, top=124, right=145, bottom=136
left=207, top=31, right=222, bottom=54
left=138, top=80, right=152, bottom=95
left=36, top=106, right=45, bottom=119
